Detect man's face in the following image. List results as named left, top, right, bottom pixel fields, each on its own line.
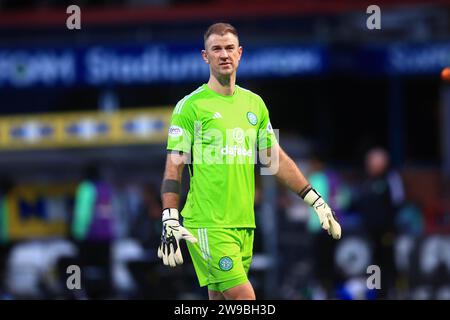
left=202, top=33, right=242, bottom=77
left=366, top=149, right=389, bottom=177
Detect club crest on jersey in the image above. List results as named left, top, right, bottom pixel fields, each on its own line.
left=246, top=112, right=258, bottom=126
left=168, top=125, right=183, bottom=137
left=219, top=256, right=233, bottom=271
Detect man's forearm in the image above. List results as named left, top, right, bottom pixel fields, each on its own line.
left=162, top=180, right=181, bottom=209
left=275, top=147, right=310, bottom=195
left=161, top=153, right=185, bottom=209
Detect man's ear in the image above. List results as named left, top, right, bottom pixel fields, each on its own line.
left=238, top=46, right=243, bottom=61
left=201, top=49, right=209, bottom=64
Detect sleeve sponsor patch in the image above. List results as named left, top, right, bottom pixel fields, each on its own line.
left=168, top=125, right=183, bottom=137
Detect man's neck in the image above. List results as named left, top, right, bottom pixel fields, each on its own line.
left=207, top=74, right=236, bottom=96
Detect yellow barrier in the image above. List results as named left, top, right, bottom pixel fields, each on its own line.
left=0, top=107, right=173, bottom=150
left=5, top=183, right=76, bottom=240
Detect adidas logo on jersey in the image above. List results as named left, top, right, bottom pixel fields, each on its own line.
left=212, top=112, right=222, bottom=119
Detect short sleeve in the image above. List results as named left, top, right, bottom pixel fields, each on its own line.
left=257, top=97, right=277, bottom=151
left=166, top=99, right=195, bottom=154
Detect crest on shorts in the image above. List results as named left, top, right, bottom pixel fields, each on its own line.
left=219, top=256, right=233, bottom=271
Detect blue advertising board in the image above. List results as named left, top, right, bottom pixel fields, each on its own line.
left=0, top=43, right=326, bottom=88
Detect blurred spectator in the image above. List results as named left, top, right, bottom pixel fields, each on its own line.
left=0, top=177, right=13, bottom=297
left=354, top=147, right=405, bottom=299
left=129, top=183, right=162, bottom=249
left=306, top=151, right=351, bottom=297
left=71, top=164, right=117, bottom=299
left=307, top=151, right=351, bottom=232
left=0, top=177, right=13, bottom=245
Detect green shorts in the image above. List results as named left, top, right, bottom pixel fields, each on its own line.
left=185, top=227, right=254, bottom=292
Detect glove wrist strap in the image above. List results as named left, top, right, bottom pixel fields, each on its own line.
left=162, top=208, right=179, bottom=222
left=298, top=184, right=312, bottom=198
left=302, top=188, right=322, bottom=207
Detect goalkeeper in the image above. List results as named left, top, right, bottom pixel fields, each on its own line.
left=158, top=22, right=341, bottom=300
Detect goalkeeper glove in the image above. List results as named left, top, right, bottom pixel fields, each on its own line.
left=302, top=187, right=342, bottom=240
left=157, top=208, right=198, bottom=267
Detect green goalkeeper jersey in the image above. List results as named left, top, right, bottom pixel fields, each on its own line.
left=167, top=84, right=277, bottom=228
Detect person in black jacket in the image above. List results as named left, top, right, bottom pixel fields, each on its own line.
left=356, top=147, right=404, bottom=299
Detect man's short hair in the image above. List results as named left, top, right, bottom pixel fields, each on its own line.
left=204, top=22, right=239, bottom=47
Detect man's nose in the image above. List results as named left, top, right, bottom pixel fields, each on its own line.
left=219, top=49, right=229, bottom=58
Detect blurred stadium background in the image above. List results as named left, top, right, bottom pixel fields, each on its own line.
left=0, top=0, right=449, bottom=300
